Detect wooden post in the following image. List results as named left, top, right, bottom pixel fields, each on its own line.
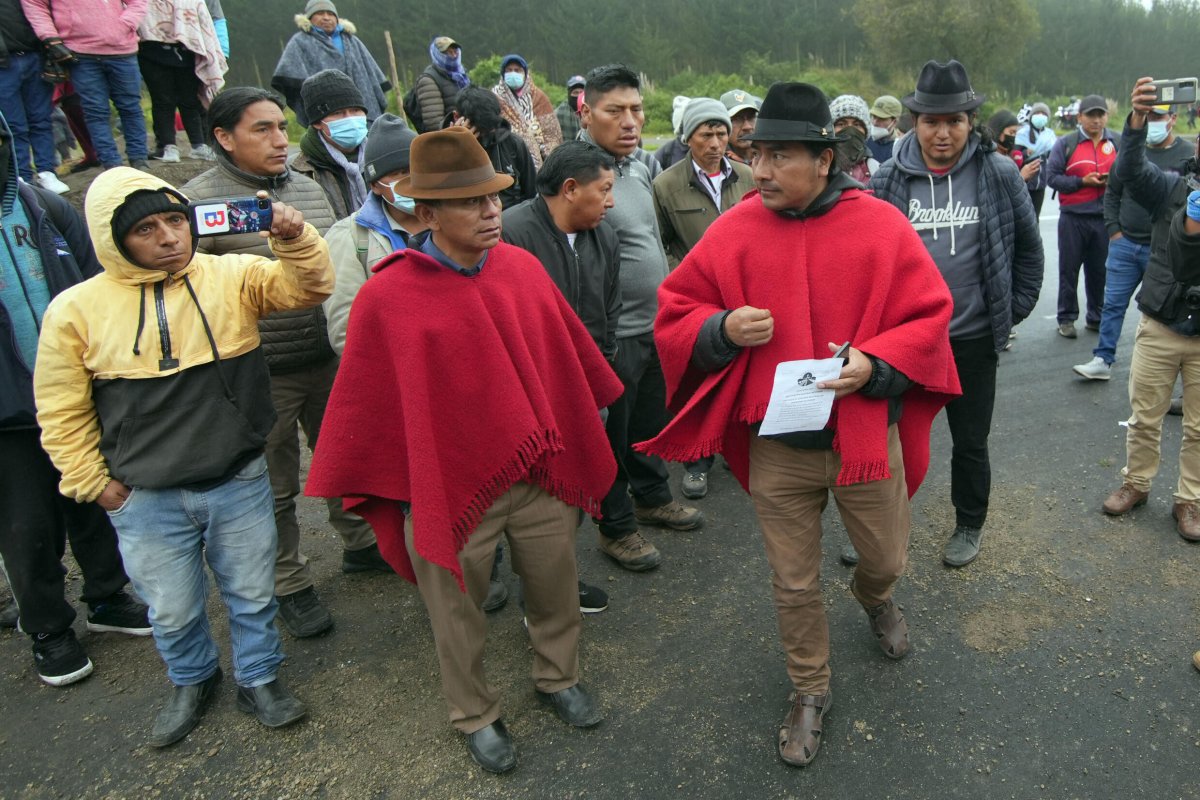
left=384, top=30, right=402, bottom=111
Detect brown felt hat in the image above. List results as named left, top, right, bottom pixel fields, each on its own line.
left=394, top=127, right=514, bottom=200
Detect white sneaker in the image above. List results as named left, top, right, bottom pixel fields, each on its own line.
left=35, top=170, right=70, bottom=195
left=1073, top=356, right=1111, bottom=381
left=187, top=144, right=216, bottom=161
left=154, top=144, right=181, bottom=163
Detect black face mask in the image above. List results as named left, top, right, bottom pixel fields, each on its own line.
left=835, top=126, right=868, bottom=171
left=999, top=134, right=1016, bottom=150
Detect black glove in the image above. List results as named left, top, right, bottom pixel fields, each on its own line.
left=41, top=59, right=68, bottom=84
left=43, top=38, right=77, bottom=65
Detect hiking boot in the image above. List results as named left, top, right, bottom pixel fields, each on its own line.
left=1174, top=502, right=1200, bottom=541
left=32, top=629, right=93, bottom=686
left=1073, top=356, right=1111, bottom=381
left=579, top=581, right=608, bottom=613
left=341, top=543, right=394, bottom=574
left=681, top=470, right=709, bottom=499
left=188, top=144, right=216, bottom=161
left=1103, top=484, right=1149, bottom=516
left=87, top=590, right=152, bottom=635
left=942, top=525, right=983, bottom=567
left=598, top=531, right=661, bottom=571
left=153, top=144, right=180, bottom=162
left=150, top=668, right=222, bottom=747
left=275, top=587, right=333, bottom=638
left=236, top=678, right=307, bottom=728
left=634, top=500, right=704, bottom=531
left=1057, top=322, right=1077, bottom=339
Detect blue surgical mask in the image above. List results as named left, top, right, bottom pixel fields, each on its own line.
left=504, top=71, right=525, bottom=91
left=325, top=115, right=368, bottom=149
left=1031, top=113, right=1048, bottom=130
left=1147, top=120, right=1170, bottom=145
left=380, top=180, right=416, bottom=214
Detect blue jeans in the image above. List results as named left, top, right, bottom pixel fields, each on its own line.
left=68, top=55, right=148, bottom=165
left=0, top=52, right=56, bottom=180
left=108, top=454, right=284, bottom=688
left=1094, top=235, right=1151, bottom=365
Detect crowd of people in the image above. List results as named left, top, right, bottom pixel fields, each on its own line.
left=3, top=0, right=1200, bottom=776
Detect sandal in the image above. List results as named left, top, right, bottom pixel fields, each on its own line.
left=777, top=690, right=832, bottom=767
left=864, top=597, right=910, bottom=660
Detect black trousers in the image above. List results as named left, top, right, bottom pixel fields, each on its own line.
left=596, top=333, right=673, bottom=538
left=944, top=336, right=999, bottom=529
left=0, top=429, right=128, bottom=634
left=137, top=54, right=205, bottom=150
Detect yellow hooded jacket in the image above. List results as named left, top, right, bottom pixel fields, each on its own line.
left=34, top=168, right=334, bottom=502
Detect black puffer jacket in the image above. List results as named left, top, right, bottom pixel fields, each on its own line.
left=182, top=155, right=339, bottom=373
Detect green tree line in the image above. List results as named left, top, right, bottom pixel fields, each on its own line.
left=223, top=0, right=1200, bottom=115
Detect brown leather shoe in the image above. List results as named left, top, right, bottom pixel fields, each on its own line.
left=1173, top=502, right=1200, bottom=541
left=1103, top=484, right=1149, bottom=516
left=778, top=690, right=831, bottom=767
left=864, top=597, right=910, bottom=659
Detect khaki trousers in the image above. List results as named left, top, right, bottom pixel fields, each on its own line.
left=1122, top=317, right=1200, bottom=502
left=406, top=482, right=581, bottom=733
left=749, top=427, right=909, bottom=694
left=266, top=358, right=376, bottom=596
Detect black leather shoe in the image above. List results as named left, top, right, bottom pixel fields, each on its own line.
left=537, top=683, right=603, bottom=728
left=236, top=678, right=307, bottom=728
left=466, top=719, right=517, bottom=773
left=150, top=668, right=222, bottom=747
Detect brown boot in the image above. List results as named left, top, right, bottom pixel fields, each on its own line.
left=778, top=690, right=832, bottom=767
left=1173, top=502, right=1200, bottom=541
left=1102, top=484, right=1149, bottom=516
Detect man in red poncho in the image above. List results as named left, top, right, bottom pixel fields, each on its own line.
left=639, top=83, right=960, bottom=768
left=305, top=127, right=623, bottom=775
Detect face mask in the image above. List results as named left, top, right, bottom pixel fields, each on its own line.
left=325, top=115, right=368, bottom=149
left=1031, top=113, right=1048, bottom=130
left=504, top=72, right=525, bottom=91
left=870, top=125, right=892, bottom=141
left=1147, top=120, right=1170, bottom=145
left=379, top=180, right=416, bottom=214
left=999, top=134, right=1016, bottom=150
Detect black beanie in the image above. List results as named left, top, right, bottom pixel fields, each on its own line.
left=986, top=109, right=1020, bottom=139
left=301, top=69, right=366, bottom=124
left=363, top=114, right=417, bottom=183
left=112, top=188, right=193, bottom=263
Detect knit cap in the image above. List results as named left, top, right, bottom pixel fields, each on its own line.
left=679, top=97, right=731, bottom=144
left=304, top=0, right=337, bottom=17
left=829, top=95, right=870, bottom=130
left=301, top=69, right=366, bottom=123
left=111, top=187, right=195, bottom=266
left=986, top=109, right=1019, bottom=138
left=363, top=114, right=417, bottom=183
left=500, top=54, right=528, bottom=73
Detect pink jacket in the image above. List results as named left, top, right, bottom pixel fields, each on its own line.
left=21, top=0, right=148, bottom=56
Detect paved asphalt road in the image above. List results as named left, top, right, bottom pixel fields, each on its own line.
left=1, top=195, right=1198, bottom=799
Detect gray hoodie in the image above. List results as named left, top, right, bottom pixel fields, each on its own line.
left=889, top=133, right=990, bottom=341
left=581, top=131, right=670, bottom=338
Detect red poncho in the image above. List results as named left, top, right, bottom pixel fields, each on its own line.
left=305, top=243, right=624, bottom=588
left=639, top=189, right=960, bottom=497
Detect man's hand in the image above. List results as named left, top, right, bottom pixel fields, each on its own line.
left=818, top=342, right=871, bottom=398
left=97, top=479, right=131, bottom=512
left=261, top=190, right=305, bottom=240
left=1081, top=172, right=1107, bottom=188
left=723, top=306, right=774, bottom=347
left=1019, top=158, right=1041, bottom=181
left=1130, top=76, right=1157, bottom=129
left=1110, top=232, right=1124, bottom=241
left=43, top=38, right=77, bottom=64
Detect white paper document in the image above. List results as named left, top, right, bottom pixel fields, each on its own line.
left=758, top=358, right=844, bottom=436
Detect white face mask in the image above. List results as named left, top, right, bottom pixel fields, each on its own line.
left=870, top=125, right=892, bottom=141
left=1147, top=120, right=1170, bottom=145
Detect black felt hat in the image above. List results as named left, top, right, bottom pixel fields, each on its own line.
left=903, top=60, right=986, bottom=115
left=743, top=82, right=845, bottom=144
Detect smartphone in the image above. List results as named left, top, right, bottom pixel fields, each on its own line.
left=189, top=197, right=273, bottom=237
left=1151, top=78, right=1198, bottom=106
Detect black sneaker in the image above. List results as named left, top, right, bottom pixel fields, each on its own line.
left=87, top=591, right=152, bottom=635
left=341, top=543, right=395, bottom=574
left=579, top=581, right=608, bottom=614
left=32, top=629, right=94, bottom=686
left=275, top=587, right=334, bottom=638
